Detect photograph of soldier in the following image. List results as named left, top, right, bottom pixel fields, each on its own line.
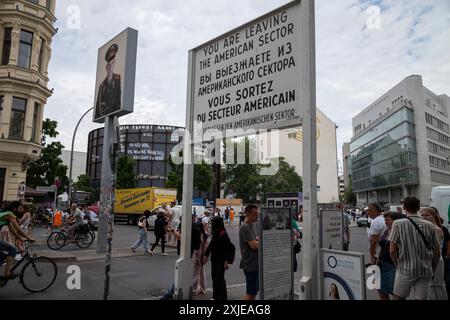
left=95, top=43, right=122, bottom=119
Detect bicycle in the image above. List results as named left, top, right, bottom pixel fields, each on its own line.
left=0, top=241, right=58, bottom=293
left=47, top=223, right=96, bottom=251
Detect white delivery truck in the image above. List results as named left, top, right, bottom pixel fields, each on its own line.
left=430, top=186, right=450, bottom=227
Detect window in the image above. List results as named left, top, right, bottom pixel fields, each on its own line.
left=9, top=97, right=27, bottom=139
left=431, top=171, right=450, bottom=184
left=18, top=30, right=33, bottom=69
left=31, top=103, right=40, bottom=143
left=27, top=0, right=39, bottom=4
left=46, top=0, right=52, bottom=10
left=427, top=127, right=450, bottom=145
left=1, top=28, right=12, bottom=65
left=37, top=38, right=45, bottom=73
left=425, top=112, right=449, bottom=133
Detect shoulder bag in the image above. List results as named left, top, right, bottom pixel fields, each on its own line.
left=405, top=216, right=431, bottom=251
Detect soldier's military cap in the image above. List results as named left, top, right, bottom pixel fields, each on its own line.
left=105, top=44, right=119, bottom=62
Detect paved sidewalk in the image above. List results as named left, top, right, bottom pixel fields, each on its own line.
left=29, top=226, right=177, bottom=262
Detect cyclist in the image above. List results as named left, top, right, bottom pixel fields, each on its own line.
left=0, top=201, right=34, bottom=279
left=66, top=203, right=85, bottom=240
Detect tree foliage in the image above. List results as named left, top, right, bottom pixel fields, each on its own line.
left=222, top=138, right=303, bottom=203
left=165, top=153, right=214, bottom=201
left=342, top=179, right=357, bottom=205
left=26, top=119, right=68, bottom=193
left=116, top=156, right=137, bottom=189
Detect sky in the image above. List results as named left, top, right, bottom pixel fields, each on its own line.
left=47, top=0, right=450, bottom=172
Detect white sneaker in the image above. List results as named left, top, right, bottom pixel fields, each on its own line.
left=15, top=254, right=22, bottom=261
left=147, top=250, right=153, bottom=256
left=161, top=253, right=168, bottom=256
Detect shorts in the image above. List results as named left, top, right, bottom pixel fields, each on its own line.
left=0, top=240, right=18, bottom=265
left=394, top=271, right=431, bottom=300
left=244, top=271, right=259, bottom=296
left=379, top=263, right=396, bottom=295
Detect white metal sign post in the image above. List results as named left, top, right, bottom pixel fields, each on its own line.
left=298, top=0, right=318, bottom=300
left=178, top=0, right=317, bottom=299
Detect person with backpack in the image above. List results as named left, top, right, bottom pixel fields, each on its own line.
left=192, top=214, right=207, bottom=295
left=130, top=210, right=151, bottom=254
left=150, top=211, right=168, bottom=256
left=204, top=216, right=235, bottom=300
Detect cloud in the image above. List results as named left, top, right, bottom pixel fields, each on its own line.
left=46, top=0, right=450, bottom=169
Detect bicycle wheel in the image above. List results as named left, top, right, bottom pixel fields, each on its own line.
left=20, top=256, right=58, bottom=293
left=76, top=231, right=95, bottom=249
left=47, top=231, right=66, bottom=250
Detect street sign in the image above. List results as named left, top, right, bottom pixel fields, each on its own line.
left=36, top=186, right=56, bottom=192
left=190, top=0, right=306, bottom=142
left=177, top=0, right=317, bottom=300
left=259, top=207, right=294, bottom=300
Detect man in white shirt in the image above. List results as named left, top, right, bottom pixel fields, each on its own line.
left=201, top=211, right=210, bottom=236
left=367, top=202, right=387, bottom=265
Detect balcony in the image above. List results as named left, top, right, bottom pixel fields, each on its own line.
left=0, top=0, right=57, bottom=29
left=0, top=136, right=42, bottom=162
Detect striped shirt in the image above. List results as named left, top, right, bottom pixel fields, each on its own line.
left=388, top=215, right=438, bottom=278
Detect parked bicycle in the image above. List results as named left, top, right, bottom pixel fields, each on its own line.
left=47, top=223, right=95, bottom=250
left=0, top=241, right=58, bottom=293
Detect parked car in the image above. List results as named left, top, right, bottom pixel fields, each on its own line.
left=86, top=211, right=99, bottom=230
left=357, top=216, right=369, bottom=228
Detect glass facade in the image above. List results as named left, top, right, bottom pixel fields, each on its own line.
left=350, top=107, right=419, bottom=192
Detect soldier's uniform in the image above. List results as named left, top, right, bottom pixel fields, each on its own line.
left=95, top=44, right=122, bottom=119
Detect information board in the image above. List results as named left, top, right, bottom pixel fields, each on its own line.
left=259, top=207, right=294, bottom=300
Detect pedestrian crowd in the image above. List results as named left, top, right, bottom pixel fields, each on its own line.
left=366, top=197, right=449, bottom=300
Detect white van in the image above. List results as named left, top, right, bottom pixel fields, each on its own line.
left=430, top=186, right=450, bottom=227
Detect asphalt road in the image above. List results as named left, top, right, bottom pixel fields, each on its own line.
left=0, top=223, right=377, bottom=300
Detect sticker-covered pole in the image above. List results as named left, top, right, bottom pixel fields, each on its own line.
left=300, top=0, right=318, bottom=300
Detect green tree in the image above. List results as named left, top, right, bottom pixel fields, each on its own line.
left=116, top=156, right=137, bottom=189
left=222, top=138, right=265, bottom=203
left=75, top=174, right=97, bottom=204
left=26, top=119, right=68, bottom=193
left=261, top=158, right=303, bottom=200
left=75, top=174, right=95, bottom=193
left=165, top=153, right=213, bottom=201
left=342, top=179, right=357, bottom=205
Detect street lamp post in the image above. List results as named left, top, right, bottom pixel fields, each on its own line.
left=68, top=107, right=94, bottom=205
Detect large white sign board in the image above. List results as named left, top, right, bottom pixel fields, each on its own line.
left=190, top=0, right=304, bottom=141
left=259, top=208, right=294, bottom=300
left=321, top=249, right=366, bottom=300
left=320, top=209, right=343, bottom=250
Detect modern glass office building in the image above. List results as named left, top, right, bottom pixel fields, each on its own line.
left=350, top=75, right=450, bottom=206
left=351, top=106, right=419, bottom=196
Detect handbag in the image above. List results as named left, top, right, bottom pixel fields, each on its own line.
left=294, top=240, right=301, bottom=254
